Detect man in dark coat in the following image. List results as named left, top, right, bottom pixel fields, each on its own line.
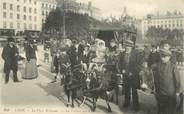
left=51, top=50, right=60, bottom=83
left=2, top=37, right=20, bottom=83
left=67, top=40, right=78, bottom=70
left=148, top=45, right=160, bottom=68
left=78, top=39, right=86, bottom=63
left=118, top=40, right=142, bottom=111
left=152, top=48, right=181, bottom=114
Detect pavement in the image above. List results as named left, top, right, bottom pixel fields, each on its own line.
left=0, top=45, right=183, bottom=114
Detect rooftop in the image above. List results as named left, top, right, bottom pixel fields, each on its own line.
left=145, top=11, right=184, bottom=20
left=39, top=0, right=57, bottom=3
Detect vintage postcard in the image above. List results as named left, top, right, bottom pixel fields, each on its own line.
left=0, top=0, right=183, bottom=114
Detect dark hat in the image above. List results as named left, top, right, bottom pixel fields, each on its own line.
left=72, top=39, right=77, bottom=44
left=24, top=37, right=28, bottom=41
left=7, top=37, right=15, bottom=42
left=124, top=40, right=134, bottom=47
left=29, top=40, right=34, bottom=44
left=159, top=49, right=172, bottom=56
left=151, top=44, right=156, bottom=48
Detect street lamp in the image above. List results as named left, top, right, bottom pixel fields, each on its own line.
left=62, top=0, right=66, bottom=39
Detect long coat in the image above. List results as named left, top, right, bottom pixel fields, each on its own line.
left=67, top=45, right=78, bottom=67
left=148, top=52, right=160, bottom=68
left=50, top=41, right=58, bottom=57
left=78, top=44, right=85, bottom=62
left=152, top=61, right=180, bottom=96
left=118, top=50, right=143, bottom=88
left=2, top=44, right=19, bottom=73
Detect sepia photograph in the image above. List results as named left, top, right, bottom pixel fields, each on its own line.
left=0, top=0, right=184, bottom=114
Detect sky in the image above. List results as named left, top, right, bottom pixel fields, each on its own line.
left=76, top=0, right=184, bottom=18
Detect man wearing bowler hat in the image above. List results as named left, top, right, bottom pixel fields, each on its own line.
left=152, top=48, right=181, bottom=114
left=2, top=37, right=20, bottom=83
left=118, top=40, right=142, bottom=111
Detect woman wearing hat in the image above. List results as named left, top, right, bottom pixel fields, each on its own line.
left=2, top=37, right=20, bottom=83
left=23, top=40, right=38, bottom=79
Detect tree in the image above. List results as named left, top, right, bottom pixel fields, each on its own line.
left=43, top=7, right=63, bottom=33
left=43, top=8, right=96, bottom=41
left=145, top=27, right=184, bottom=46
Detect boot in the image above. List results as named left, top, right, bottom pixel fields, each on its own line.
left=5, top=74, right=9, bottom=84
left=13, top=71, right=21, bottom=82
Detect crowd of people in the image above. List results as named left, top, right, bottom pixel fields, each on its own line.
left=46, top=37, right=183, bottom=114
left=1, top=36, right=184, bottom=114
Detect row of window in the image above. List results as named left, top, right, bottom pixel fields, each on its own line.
left=3, top=12, right=37, bottom=21
left=144, top=24, right=183, bottom=31
left=144, top=19, right=183, bottom=25
left=42, top=3, right=56, bottom=9
left=17, top=0, right=37, bottom=5
left=22, top=6, right=37, bottom=14
left=145, top=23, right=183, bottom=28
left=3, top=3, right=37, bottom=14
left=42, top=10, right=50, bottom=16
left=3, top=22, right=37, bottom=30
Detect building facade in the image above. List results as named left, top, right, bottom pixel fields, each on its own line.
left=78, top=1, right=101, bottom=20
left=142, top=12, right=184, bottom=39
left=0, top=0, right=57, bottom=36
left=41, top=0, right=57, bottom=24
left=56, top=0, right=101, bottom=20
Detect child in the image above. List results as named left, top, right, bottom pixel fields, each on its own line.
left=44, top=48, right=50, bottom=63
left=139, top=61, right=154, bottom=93
left=152, top=49, right=181, bottom=114
left=81, top=44, right=90, bottom=64
left=59, top=49, right=71, bottom=84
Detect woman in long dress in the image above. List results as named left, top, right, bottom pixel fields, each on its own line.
left=23, top=40, right=38, bottom=79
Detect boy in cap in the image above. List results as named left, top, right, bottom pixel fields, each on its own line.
left=159, top=40, right=177, bottom=64
left=2, top=37, right=20, bottom=83
left=152, top=48, right=181, bottom=114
